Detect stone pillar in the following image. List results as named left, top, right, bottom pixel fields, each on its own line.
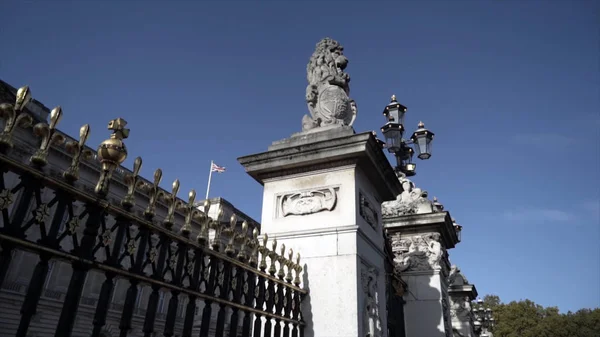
left=239, top=127, right=401, bottom=337
left=447, top=266, right=478, bottom=337
left=383, top=183, right=460, bottom=337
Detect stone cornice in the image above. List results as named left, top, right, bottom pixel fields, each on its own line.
left=449, top=284, right=478, bottom=301
left=238, top=131, right=401, bottom=201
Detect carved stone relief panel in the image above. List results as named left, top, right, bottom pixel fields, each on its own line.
left=359, top=191, right=378, bottom=230
left=277, top=186, right=338, bottom=217
left=390, top=232, right=447, bottom=273
left=360, top=261, right=383, bottom=337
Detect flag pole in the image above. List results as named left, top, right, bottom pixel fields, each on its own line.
left=206, top=160, right=213, bottom=200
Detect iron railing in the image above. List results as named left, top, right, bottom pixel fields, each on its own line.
left=0, top=85, right=307, bottom=337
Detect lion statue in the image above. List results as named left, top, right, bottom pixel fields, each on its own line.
left=302, top=38, right=357, bottom=131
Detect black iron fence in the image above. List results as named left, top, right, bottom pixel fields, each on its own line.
left=0, top=86, right=307, bottom=337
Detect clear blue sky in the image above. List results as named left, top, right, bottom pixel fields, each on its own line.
left=2, top=0, right=598, bottom=313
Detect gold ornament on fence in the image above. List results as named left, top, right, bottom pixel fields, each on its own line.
left=162, top=179, right=182, bottom=229
left=121, top=156, right=143, bottom=208
left=210, top=206, right=224, bottom=251
left=196, top=199, right=211, bottom=245
left=63, top=124, right=93, bottom=182
left=0, top=86, right=33, bottom=152
left=223, top=213, right=238, bottom=255
left=95, top=118, right=129, bottom=197
left=142, top=168, right=164, bottom=219
left=181, top=189, right=199, bottom=237
left=30, top=106, right=65, bottom=166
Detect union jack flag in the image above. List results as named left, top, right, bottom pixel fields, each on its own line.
left=211, top=162, right=226, bottom=173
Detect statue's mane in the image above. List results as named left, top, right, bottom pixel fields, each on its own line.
left=306, top=38, right=342, bottom=87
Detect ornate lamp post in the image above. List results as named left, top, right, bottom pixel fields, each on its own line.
left=472, top=298, right=495, bottom=337
left=380, top=95, right=435, bottom=176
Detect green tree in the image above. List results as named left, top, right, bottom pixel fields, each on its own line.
left=475, top=295, right=600, bottom=337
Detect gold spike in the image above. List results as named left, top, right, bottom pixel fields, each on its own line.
left=268, top=237, right=278, bottom=275
left=236, top=221, right=250, bottom=261
left=211, top=205, right=224, bottom=251
left=0, top=86, right=33, bottom=152
left=285, top=248, right=294, bottom=283
left=121, top=156, right=143, bottom=208
left=181, top=189, right=197, bottom=237
left=143, top=168, right=164, bottom=219
left=248, top=228, right=260, bottom=267
left=277, top=243, right=286, bottom=279
left=258, top=233, right=269, bottom=271
left=223, top=213, right=237, bottom=256
left=163, top=179, right=181, bottom=229
left=63, top=124, right=93, bottom=181
left=293, top=252, right=303, bottom=286
left=391, top=94, right=396, bottom=102
left=30, top=106, right=66, bottom=166
left=95, top=118, right=129, bottom=197
left=15, top=86, right=32, bottom=111
left=196, top=199, right=211, bottom=245
left=272, top=237, right=278, bottom=251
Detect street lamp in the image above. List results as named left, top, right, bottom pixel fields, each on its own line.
left=472, top=298, right=495, bottom=337
left=381, top=95, right=435, bottom=177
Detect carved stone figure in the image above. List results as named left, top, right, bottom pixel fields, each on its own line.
left=302, top=38, right=357, bottom=131
left=450, top=296, right=472, bottom=320
left=382, top=174, right=434, bottom=216
left=361, top=266, right=383, bottom=337
left=391, top=233, right=445, bottom=272
left=280, top=187, right=337, bottom=217
left=448, top=265, right=469, bottom=286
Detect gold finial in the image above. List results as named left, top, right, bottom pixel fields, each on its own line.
left=285, top=248, right=294, bottom=283
left=143, top=168, right=164, bottom=219
left=210, top=205, right=225, bottom=251
left=94, top=118, right=129, bottom=197
left=224, top=213, right=238, bottom=256
left=268, top=237, right=278, bottom=275
left=272, top=237, right=278, bottom=251
left=391, top=94, right=397, bottom=102
left=258, top=233, right=269, bottom=271
left=121, top=156, right=143, bottom=208
left=248, top=227, right=260, bottom=267
left=163, top=179, right=182, bottom=229
left=418, top=121, right=425, bottom=128
left=236, top=221, right=250, bottom=261
left=181, top=189, right=197, bottom=237
left=30, top=106, right=66, bottom=167
left=294, top=252, right=303, bottom=286
left=277, top=243, right=286, bottom=279
left=15, top=86, right=32, bottom=111
left=0, top=85, right=33, bottom=152
left=63, top=124, right=93, bottom=181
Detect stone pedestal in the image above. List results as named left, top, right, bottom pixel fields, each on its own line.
left=239, top=127, right=401, bottom=337
left=384, top=212, right=460, bottom=337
